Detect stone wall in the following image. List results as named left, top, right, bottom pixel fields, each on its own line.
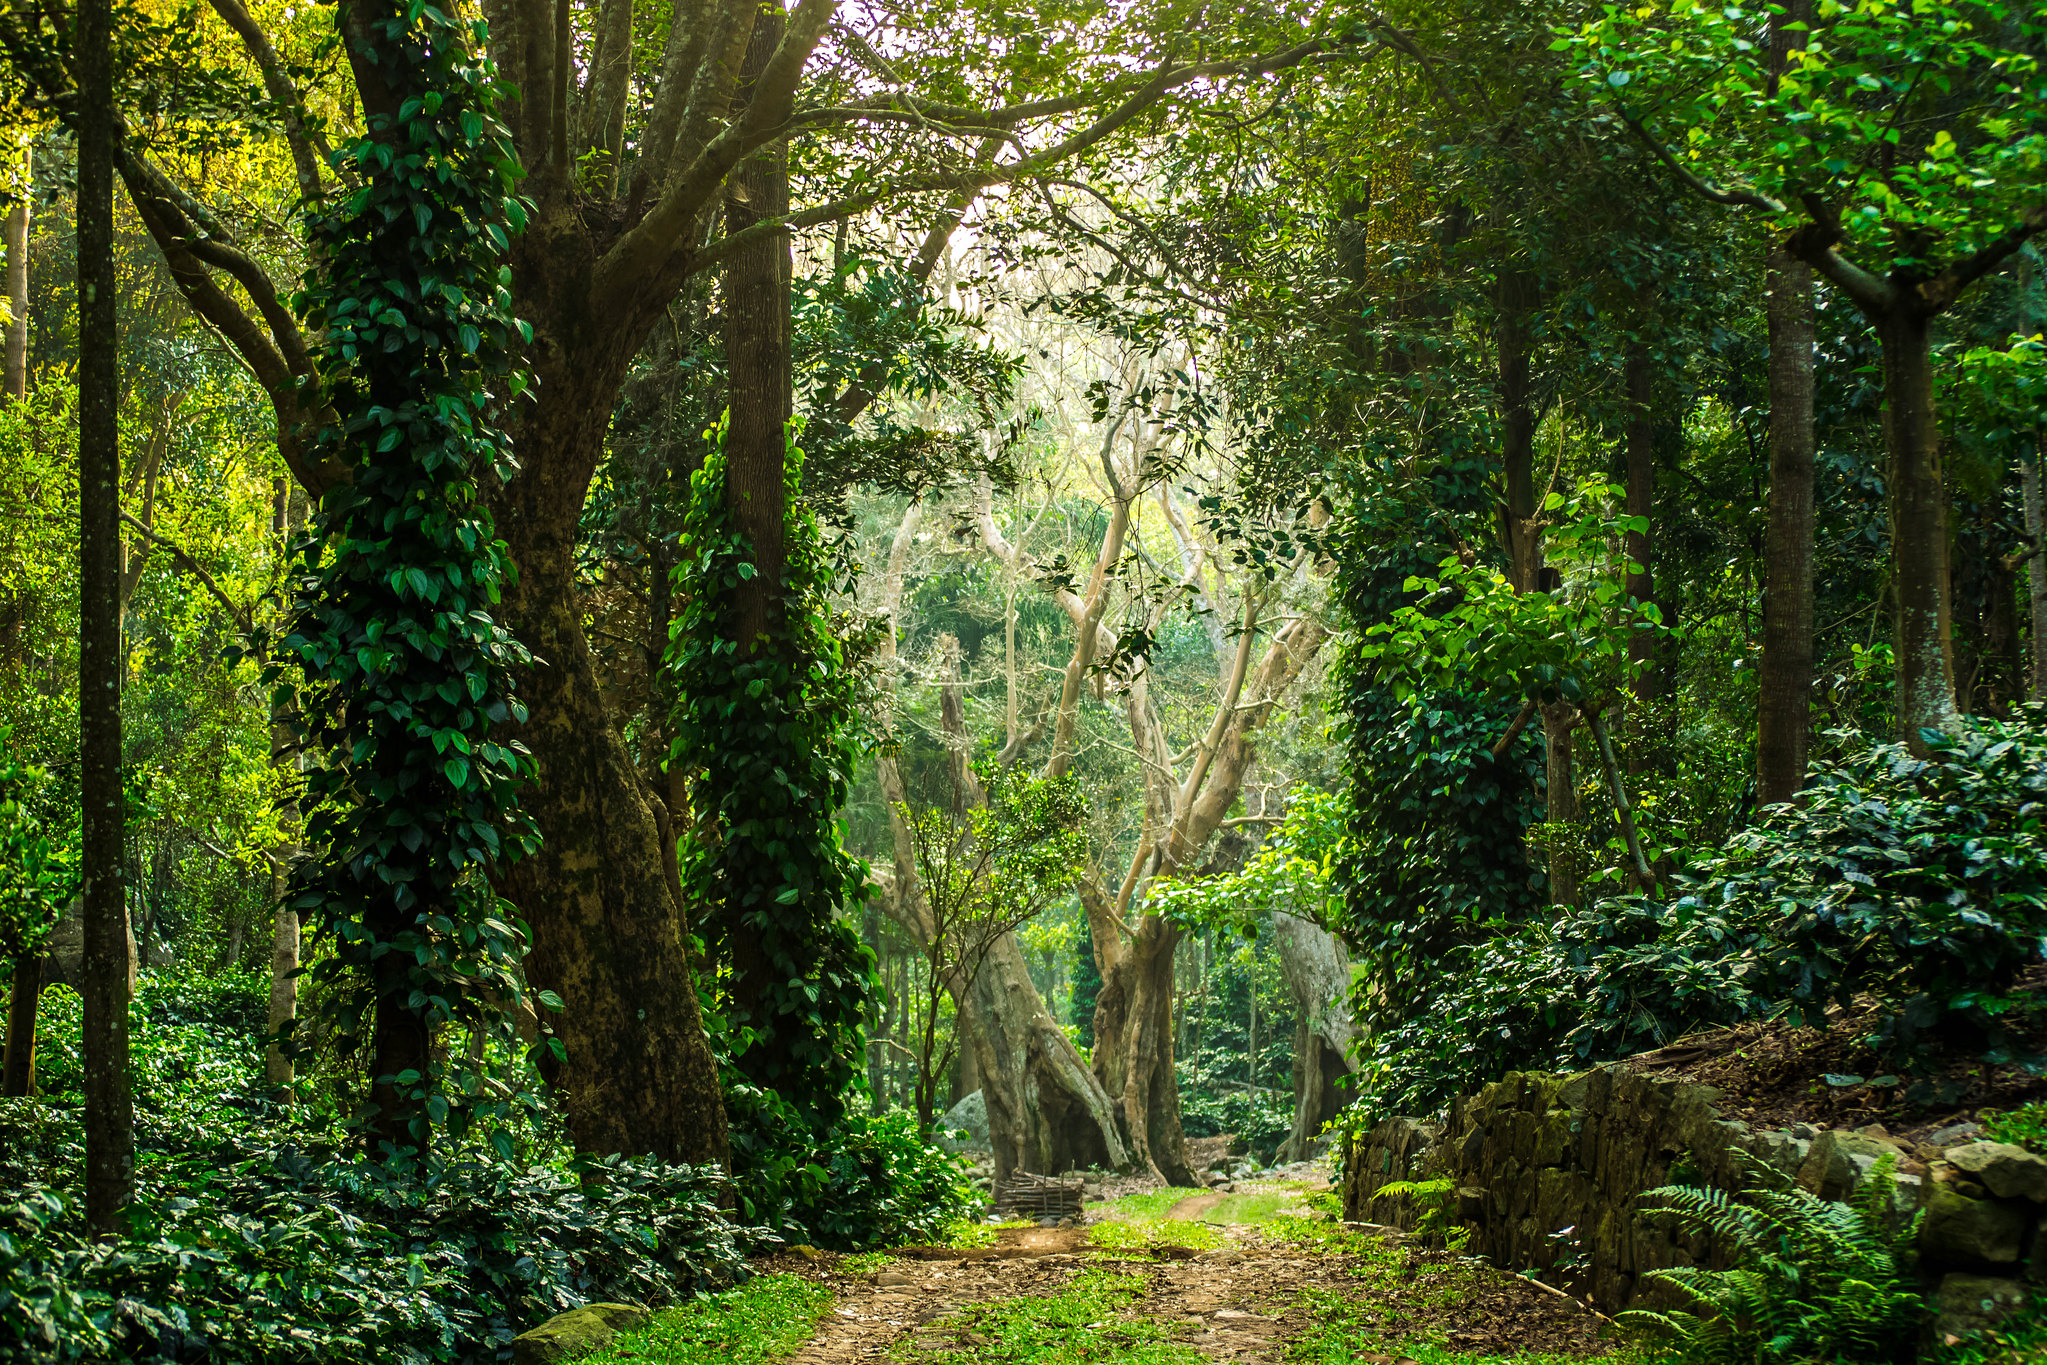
left=1340, top=1064, right=2047, bottom=1341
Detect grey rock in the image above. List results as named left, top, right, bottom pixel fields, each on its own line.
left=1930, top=1273, right=2029, bottom=1349
left=1796, top=1130, right=1894, bottom=1199
left=1790, top=1122, right=1822, bottom=1141
left=1921, top=1185, right=2028, bottom=1265
left=1943, top=1142, right=2047, bottom=1202
left=938, top=1090, right=990, bottom=1152
left=511, top=1304, right=647, bottom=1365
left=1930, top=1121, right=1984, bottom=1147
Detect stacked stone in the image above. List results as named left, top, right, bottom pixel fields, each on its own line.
left=1339, top=1063, right=2047, bottom=1343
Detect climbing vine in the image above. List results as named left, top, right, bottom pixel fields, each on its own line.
left=667, top=418, right=875, bottom=1130
left=262, top=0, right=538, bottom=1164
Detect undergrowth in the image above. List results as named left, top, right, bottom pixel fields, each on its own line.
left=1086, top=1218, right=1221, bottom=1254
left=581, top=1275, right=832, bottom=1365
left=1286, top=1285, right=1637, bottom=1365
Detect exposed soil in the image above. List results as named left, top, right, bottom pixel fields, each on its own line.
left=761, top=1192, right=1614, bottom=1363
left=1625, top=975, right=2047, bottom=1142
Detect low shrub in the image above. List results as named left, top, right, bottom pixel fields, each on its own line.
left=1351, top=713, right=2047, bottom=1121
left=0, top=976, right=757, bottom=1365
left=723, top=1078, right=973, bottom=1250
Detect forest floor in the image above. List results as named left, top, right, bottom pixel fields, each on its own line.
left=583, top=1174, right=1639, bottom=1365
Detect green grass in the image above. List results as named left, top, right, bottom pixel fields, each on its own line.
left=581, top=1275, right=833, bottom=1365
left=1202, top=1189, right=1292, bottom=1224
left=943, top=1217, right=1036, bottom=1249
left=839, top=1250, right=895, bottom=1275
left=1086, top=1217, right=1223, bottom=1254
left=1285, top=1286, right=1640, bottom=1365
left=1096, top=1187, right=1207, bottom=1221
left=892, top=1265, right=1202, bottom=1365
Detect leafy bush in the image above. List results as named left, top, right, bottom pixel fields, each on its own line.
left=1980, top=1102, right=2047, bottom=1155
left=1624, top=1158, right=1921, bottom=1364
left=723, top=1079, right=972, bottom=1251
left=1349, top=713, right=2047, bottom=1120
left=1, top=975, right=757, bottom=1364
left=1177, top=1079, right=1293, bottom=1160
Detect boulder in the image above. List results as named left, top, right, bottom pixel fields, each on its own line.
left=1795, top=1130, right=1894, bottom=1199
left=1921, top=1185, right=2028, bottom=1266
left=1943, top=1142, right=2047, bottom=1203
left=1929, top=1273, right=2029, bottom=1349
left=511, top=1304, right=647, bottom=1365
left=938, top=1090, right=990, bottom=1152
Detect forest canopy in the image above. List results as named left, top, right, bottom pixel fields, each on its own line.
left=0, top=0, right=2044, bottom=1360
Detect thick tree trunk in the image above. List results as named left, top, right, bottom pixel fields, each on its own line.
left=1497, top=271, right=1542, bottom=594
left=1272, top=910, right=1354, bottom=1163
left=1089, top=914, right=1196, bottom=1186
left=495, top=502, right=730, bottom=1164
left=875, top=755, right=1124, bottom=1182
left=1757, top=246, right=1817, bottom=805
left=79, top=0, right=134, bottom=1231
left=2031, top=454, right=2047, bottom=702
left=1879, top=309, right=1960, bottom=745
left=965, top=931, right=1129, bottom=1183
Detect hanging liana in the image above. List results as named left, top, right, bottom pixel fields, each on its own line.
left=260, top=0, right=541, bottom=1168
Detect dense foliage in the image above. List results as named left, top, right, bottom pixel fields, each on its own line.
left=1352, top=712, right=2047, bottom=1120
left=262, top=0, right=539, bottom=1161
left=0, top=977, right=751, bottom=1365
left=667, top=420, right=876, bottom=1130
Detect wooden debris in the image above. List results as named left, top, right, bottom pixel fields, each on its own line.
left=994, top=1170, right=1085, bottom=1219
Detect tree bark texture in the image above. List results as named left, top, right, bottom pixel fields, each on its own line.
left=1879, top=309, right=1960, bottom=744
left=2, top=142, right=23, bottom=400
left=715, top=11, right=795, bottom=1055
left=2, top=956, right=41, bottom=1094
left=1088, top=913, right=1196, bottom=1186
left=1756, top=246, right=1817, bottom=806
left=1623, top=340, right=1659, bottom=694
left=1541, top=705, right=1580, bottom=908
left=2030, top=457, right=2047, bottom=702
left=1271, top=910, right=1355, bottom=1162
left=79, top=0, right=134, bottom=1232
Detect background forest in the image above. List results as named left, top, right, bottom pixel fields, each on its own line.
left=0, top=0, right=2044, bottom=1361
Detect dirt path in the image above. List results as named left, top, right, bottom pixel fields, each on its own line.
left=768, top=1197, right=1617, bottom=1365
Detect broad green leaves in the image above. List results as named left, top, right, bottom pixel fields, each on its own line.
left=1562, top=0, right=2047, bottom=275
left=1356, top=481, right=1671, bottom=708
left=263, top=0, right=539, bottom=1169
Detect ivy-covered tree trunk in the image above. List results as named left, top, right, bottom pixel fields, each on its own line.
left=716, top=9, right=794, bottom=1060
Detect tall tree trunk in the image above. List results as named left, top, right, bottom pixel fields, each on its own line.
left=963, top=931, right=1128, bottom=1183
left=2028, top=455, right=2047, bottom=702
left=1878, top=309, right=1960, bottom=744
left=712, top=11, right=797, bottom=1069
left=2, top=957, right=40, bottom=1095
left=1623, top=340, right=1659, bottom=695
left=79, top=0, right=134, bottom=1231
left=1756, top=246, right=1817, bottom=805
left=2, top=142, right=23, bottom=401
left=1541, top=706, right=1581, bottom=908
left=877, top=754, right=1125, bottom=1182
left=1089, top=913, right=1195, bottom=1186
left=1271, top=910, right=1354, bottom=1163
